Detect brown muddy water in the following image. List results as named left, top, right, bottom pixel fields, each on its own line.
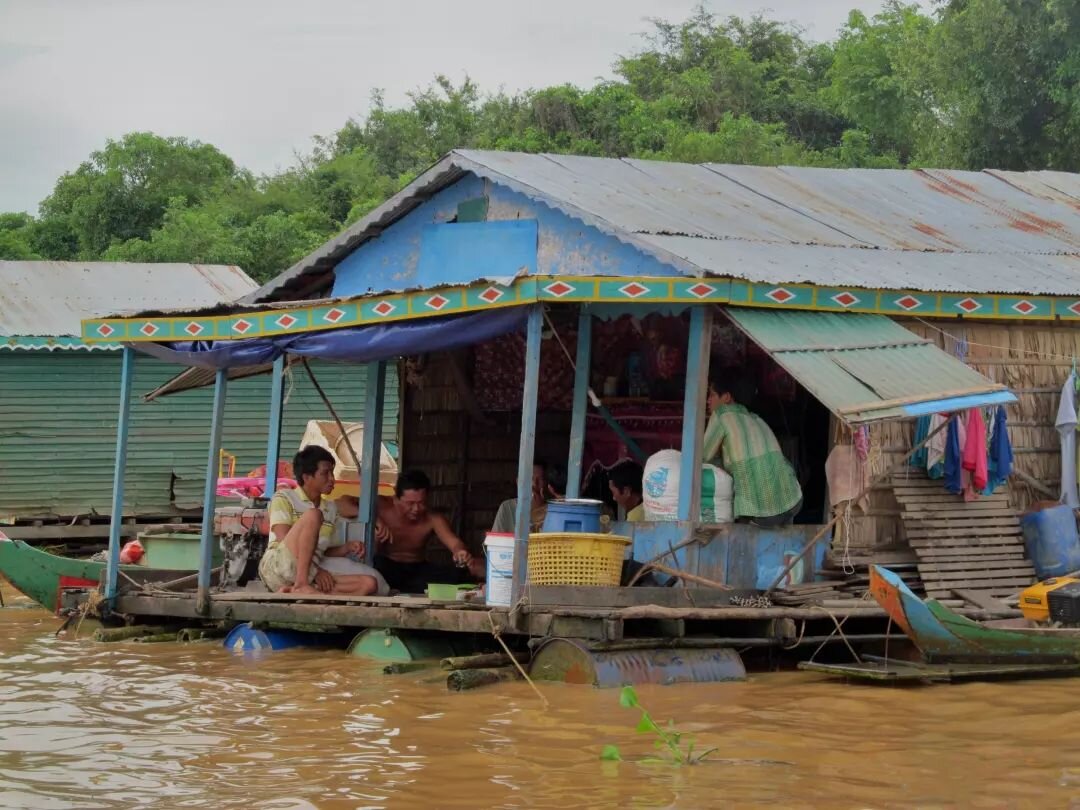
left=2, top=581, right=1080, bottom=809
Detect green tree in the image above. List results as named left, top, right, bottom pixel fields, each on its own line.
left=827, top=3, right=935, bottom=163
left=39, top=132, right=238, bottom=256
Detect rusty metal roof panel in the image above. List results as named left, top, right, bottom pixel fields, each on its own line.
left=0, top=262, right=257, bottom=337
left=639, top=235, right=1080, bottom=293
left=458, top=151, right=856, bottom=246
left=252, top=150, right=1080, bottom=302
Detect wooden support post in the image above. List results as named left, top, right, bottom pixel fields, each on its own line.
left=511, top=306, right=544, bottom=606
left=262, top=354, right=286, bottom=498
left=360, top=360, right=387, bottom=566
left=197, top=369, right=228, bottom=614
left=565, top=306, right=592, bottom=499
left=105, top=346, right=135, bottom=605
left=678, top=305, right=713, bottom=521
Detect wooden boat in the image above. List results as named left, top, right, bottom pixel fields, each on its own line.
left=799, top=565, right=1080, bottom=682
left=0, top=536, right=195, bottom=614
left=868, top=564, right=1080, bottom=664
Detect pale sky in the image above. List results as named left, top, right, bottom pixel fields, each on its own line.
left=0, top=0, right=897, bottom=214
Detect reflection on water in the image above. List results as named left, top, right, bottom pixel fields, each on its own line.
left=3, top=580, right=1080, bottom=809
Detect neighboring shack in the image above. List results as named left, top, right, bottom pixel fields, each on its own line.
left=0, top=262, right=398, bottom=544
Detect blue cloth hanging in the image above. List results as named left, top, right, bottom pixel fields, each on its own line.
left=982, top=405, right=1014, bottom=495
left=944, top=417, right=964, bottom=494
left=910, top=415, right=930, bottom=469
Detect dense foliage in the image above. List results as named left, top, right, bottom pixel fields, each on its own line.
left=5, top=2, right=1080, bottom=282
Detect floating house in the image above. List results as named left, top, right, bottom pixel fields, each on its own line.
left=65, top=152, right=1080, bottom=675
left=0, top=261, right=398, bottom=545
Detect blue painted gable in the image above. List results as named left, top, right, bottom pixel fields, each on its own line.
left=331, top=173, right=685, bottom=297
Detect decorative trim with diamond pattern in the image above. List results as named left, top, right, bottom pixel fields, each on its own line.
left=81, top=275, right=1080, bottom=342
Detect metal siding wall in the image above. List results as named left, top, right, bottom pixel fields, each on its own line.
left=0, top=351, right=399, bottom=518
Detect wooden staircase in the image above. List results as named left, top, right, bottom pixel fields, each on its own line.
left=892, top=473, right=1034, bottom=599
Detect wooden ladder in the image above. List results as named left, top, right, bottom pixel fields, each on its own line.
left=892, top=472, right=1034, bottom=599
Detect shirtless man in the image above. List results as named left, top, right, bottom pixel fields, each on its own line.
left=374, top=469, right=484, bottom=594
left=258, top=445, right=387, bottom=596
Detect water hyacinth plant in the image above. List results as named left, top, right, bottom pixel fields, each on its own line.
left=601, top=686, right=716, bottom=766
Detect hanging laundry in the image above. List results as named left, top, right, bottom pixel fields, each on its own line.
left=962, top=408, right=989, bottom=492
left=854, top=426, right=870, bottom=462
left=927, top=413, right=948, bottom=480
left=910, top=416, right=930, bottom=470
left=1056, top=372, right=1079, bottom=508
left=944, top=416, right=963, bottom=495
left=982, top=405, right=1014, bottom=495
left=825, top=444, right=871, bottom=512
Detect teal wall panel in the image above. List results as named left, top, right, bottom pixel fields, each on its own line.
left=0, top=351, right=399, bottom=518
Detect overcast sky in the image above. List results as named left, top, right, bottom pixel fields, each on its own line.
left=0, top=0, right=897, bottom=214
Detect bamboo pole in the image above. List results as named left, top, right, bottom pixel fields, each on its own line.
left=763, top=414, right=957, bottom=597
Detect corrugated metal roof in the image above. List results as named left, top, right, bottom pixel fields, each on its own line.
left=723, top=309, right=1010, bottom=424
left=251, top=151, right=1080, bottom=303
left=0, top=262, right=257, bottom=337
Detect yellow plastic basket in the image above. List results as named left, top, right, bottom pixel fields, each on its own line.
left=526, top=532, right=631, bottom=587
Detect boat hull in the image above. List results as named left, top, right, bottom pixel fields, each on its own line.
left=0, top=538, right=191, bottom=613
left=870, top=565, right=1080, bottom=664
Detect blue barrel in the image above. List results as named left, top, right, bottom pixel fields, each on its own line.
left=542, top=499, right=603, bottom=533
left=223, top=622, right=329, bottom=653
left=1020, top=505, right=1080, bottom=579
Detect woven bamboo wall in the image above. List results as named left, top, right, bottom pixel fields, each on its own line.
left=833, top=317, right=1080, bottom=555
left=401, top=349, right=571, bottom=558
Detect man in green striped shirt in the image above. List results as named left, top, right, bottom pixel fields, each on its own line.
left=703, top=376, right=802, bottom=526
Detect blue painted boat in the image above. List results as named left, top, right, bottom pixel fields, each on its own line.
left=869, top=565, right=1080, bottom=665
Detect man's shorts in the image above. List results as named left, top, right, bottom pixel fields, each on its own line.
left=257, top=541, right=319, bottom=592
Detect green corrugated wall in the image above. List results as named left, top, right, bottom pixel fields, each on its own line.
left=0, top=351, right=399, bottom=518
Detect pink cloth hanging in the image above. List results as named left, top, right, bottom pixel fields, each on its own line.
left=962, top=408, right=989, bottom=491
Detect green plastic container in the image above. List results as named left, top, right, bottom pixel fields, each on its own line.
left=138, top=532, right=222, bottom=570
left=426, top=583, right=476, bottom=601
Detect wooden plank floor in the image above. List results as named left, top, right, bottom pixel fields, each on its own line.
left=893, top=472, right=1034, bottom=599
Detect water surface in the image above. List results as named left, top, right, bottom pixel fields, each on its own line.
left=2, top=581, right=1078, bottom=808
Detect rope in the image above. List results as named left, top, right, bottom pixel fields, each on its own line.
left=781, top=619, right=807, bottom=650
left=917, top=317, right=1079, bottom=362
left=807, top=591, right=872, bottom=664
left=487, top=612, right=549, bottom=709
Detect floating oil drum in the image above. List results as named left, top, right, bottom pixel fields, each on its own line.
left=347, top=628, right=478, bottom=663
left=223, top=622, right=341, bottom=653
left=529, top=638, right=745, bottom=687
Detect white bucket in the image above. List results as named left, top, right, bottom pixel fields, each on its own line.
left=484, top=532, right=516, bottom=607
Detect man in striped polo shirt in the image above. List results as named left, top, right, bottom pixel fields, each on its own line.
left=703, top=375, right=802, bottom=527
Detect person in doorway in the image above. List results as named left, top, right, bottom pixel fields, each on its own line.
left=258, top=445, right=389, bottom=595
left=490, top=460, right=559, bottom=535
left=608, top=460, right=645, bottom=521
left=375, top=469, right=484, bottom=593
left=703, top=375, right=802, bottom=527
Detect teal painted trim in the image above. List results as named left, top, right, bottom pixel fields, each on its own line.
left=360, top=360, right=387, bottom=566
left=198, top=369, right=228, bottom=610
left=105, top=347, right=135, bottom=605
left=263, top=355, right=286, bottom=497
left=565, top=308, right=592, bottom=499
left=511, top=306, right=543, bottom=605
left=1, top=336, right=121, bottom=351
left=679, top=306, right=713, bottom=522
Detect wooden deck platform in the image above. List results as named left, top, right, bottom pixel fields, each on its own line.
left=107, top=584, right=1021, bottom=644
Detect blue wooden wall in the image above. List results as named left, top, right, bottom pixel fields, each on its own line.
left=332, top=174, right=685, bottom=297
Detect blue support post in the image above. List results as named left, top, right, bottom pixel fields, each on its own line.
left=678, top=305, right=714, bottom=522
left=360, top=361, right=387, bottom=566
left=511, top=305, right=544, bottom=606
left=565, top=306, right=592, bottom=499
left=197, top=369, right=228, bottom=613
left=104, top=346, right=136, bottom=606
left=262, top=355, right=286, bottom=498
